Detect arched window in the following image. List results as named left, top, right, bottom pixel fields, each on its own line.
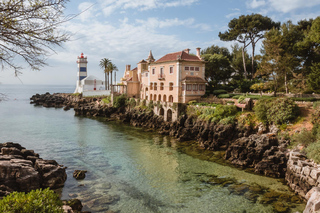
left=169, top=95, right=173, bottom=103
left=150, top=83, right=153, bottom=90
left=158, top=94, right=161, bottom=101
left=154, top=94, right=156, bottom=101
left=163, top=95, right=166, bottom=102
left=150, top=94, right=153, bottom=100
left=169, top=82, right=173, bottom=91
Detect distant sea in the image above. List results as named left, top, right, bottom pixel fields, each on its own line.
left=0, top=84, right=305, bottom=213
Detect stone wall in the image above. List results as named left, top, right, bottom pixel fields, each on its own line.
left=286, top=151, right=320, bottom=198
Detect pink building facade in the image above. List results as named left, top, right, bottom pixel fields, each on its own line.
left=122, top=48, right=206, bottom=104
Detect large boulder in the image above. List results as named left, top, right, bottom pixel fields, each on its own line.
left=0, top=142, right=67, bottom=196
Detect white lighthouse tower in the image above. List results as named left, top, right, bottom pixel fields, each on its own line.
left=74, top=53, right=88, bottom=93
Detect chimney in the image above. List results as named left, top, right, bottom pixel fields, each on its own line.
left=196, top=47, right=201, bottom=58
left=184, top=48, right=190, bottom=54
left=126, top=65, right=131, bottom=71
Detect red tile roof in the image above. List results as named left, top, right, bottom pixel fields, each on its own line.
left=132, top=67, right=137, bottom=71
left=181, top=76, right=207, bottom=83
left=156, top=51, right=202, bottom=63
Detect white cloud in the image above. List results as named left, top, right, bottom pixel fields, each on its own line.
left=247, top=0, right=266, bottom=9
left=78, top=2, right=97, bottom=22
left=135, top=17, right=211, bottom=31
left=98, top=0, right=199, bottom=16
left=268, top=0, right=320, bottom=13
left=246, top=0, right=320, bottom=13
left=226, top=12, right=241, bottom=19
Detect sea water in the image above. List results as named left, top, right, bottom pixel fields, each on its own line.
left=0, top=85, right=305, bottom=213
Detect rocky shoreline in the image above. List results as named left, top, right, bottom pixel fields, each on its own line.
left=0, top=142, right=67, bottom=197
left=29, top=92, right=320, bottom=212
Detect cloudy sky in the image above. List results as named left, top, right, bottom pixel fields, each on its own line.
left=1, top=0, right=320, bottom=85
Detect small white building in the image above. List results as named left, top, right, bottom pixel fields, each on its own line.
left=80, top=75, right=104, bottom=91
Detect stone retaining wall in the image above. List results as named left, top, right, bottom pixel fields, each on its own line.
left=286, top=151, right=320, bottom=199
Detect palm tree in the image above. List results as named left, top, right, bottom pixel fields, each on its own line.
left=107, top=62, right=118, bottom=87
left=99, top=58, right=110, bottom=90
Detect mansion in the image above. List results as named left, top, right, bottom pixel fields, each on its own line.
left=121, top=48, right=206, bottom=104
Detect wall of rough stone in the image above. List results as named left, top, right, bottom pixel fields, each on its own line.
left=286, top=151, right=320, bottom=199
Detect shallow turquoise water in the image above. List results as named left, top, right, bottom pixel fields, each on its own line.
left=0, top=85, right=305, bottom=212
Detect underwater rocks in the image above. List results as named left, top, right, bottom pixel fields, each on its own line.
left=225, top=133, right=287, bottom=178
left=0, top=142, right=67, bottom=196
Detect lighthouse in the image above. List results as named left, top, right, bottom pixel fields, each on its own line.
left=74, top=53, right=88, bottom=93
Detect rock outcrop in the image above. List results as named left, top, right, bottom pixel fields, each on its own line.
left=0, top=142, right=67, bottom=197
left=225, top=133, right=288, bottom=178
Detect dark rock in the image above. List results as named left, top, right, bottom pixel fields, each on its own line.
left=65, top=198, right=83, bottom=211
left=73, top=170, right=87, bottom=180
left=0, top=142, right=67, bottom=196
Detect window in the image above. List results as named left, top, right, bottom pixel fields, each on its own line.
left=170, top=66, right=174, bottom=74
left=193, top=84, right=198, bottom=91
left=186, top=84, right=192, bottom=91
left=185, top=66, right=189, bottom=71
left=195, top=67, right=200, bottom=71
left=154, top=83, right=157, bottom=90
left=160, top=83, right=164, bottom=90
left=169, top=82, right=174, bottom=91
left=163, top=95, right=166, bottom=102
left=152, top=68, right=155, bottom=75
left=150, top=83, right=153, bottom=90
left=169, top=95, right=173, bottom=103
left=190, top=72, right=194, bottom=76
left=80, top=67, right=86, bottom=72
left=190, top=67, right=194, bottom=71
left=199, top=85, right=205, bottom=91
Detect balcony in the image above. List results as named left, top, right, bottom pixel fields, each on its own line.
left=158, top=73, right=165, bottom=80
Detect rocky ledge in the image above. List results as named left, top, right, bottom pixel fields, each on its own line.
left=0, top=142, right=67, bottom=197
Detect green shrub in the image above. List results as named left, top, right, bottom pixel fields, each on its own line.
left=141, top=99, right=146, bottom=107
left=254, top=98, right=299, bottom=125
left=290, top=97, right=318, bottom=102
left=313, top=101, right=320, bottom=109
left=213, top=105, right=238, bottom=121
left=291, top=128, right=316, bottom=147
left=238, top=96, right=246, bottom=104
left=148, top=100, right=154, bottom=110
left=253, top=99, right=272, bottom=124
left=218, top=116, right=236, bottom=125
left=213, top=89, right=227, bottom=95
left=267, top=98, right=300, bottom=125
left=113, top=94, right=127, bottom=108
left=306, top=140, right=320, bottom=163
left=218, top=94, right=232, bottom=98
left=0, top=188, right=63, bottom=213
left=127, top=98, right=136, bottom=108
left=102, top=96, right=111, bottom=104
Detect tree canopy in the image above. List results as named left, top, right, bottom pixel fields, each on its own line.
left=219, top=13, right=280, bottom=79
left=0, top=0, right=72, bottom=75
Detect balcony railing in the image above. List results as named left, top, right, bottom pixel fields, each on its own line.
left=158, top=73, right=165, bottom=80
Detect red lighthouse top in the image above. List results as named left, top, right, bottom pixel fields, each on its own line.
left=80, top=53, right=84, bottom=58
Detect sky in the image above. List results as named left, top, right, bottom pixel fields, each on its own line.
left=1, top=0, right=320, bottom=85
